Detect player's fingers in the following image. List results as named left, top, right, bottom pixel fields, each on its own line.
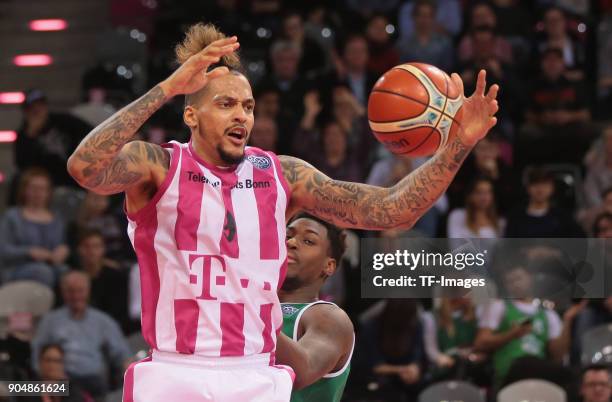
left=475, top=69, right=486, bottom=97
left=209, top=36, right=238, bottom=48
left=206, top=66, right=230, bottom=80
left=489, top=100, right=499, bottom=115
left=488, top=117, right=498, bottom=130
left=450, top=73, right=464, bottom=97
left=486, top=84, right=499, bottom=101
left=199, top=42, right=240, bottom=58
left=192, top=55, right=221, bottom=69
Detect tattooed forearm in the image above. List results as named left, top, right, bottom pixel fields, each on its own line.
left=67, top=85, right=169, bottom=192
left=280, top=135, right=472, bottom=230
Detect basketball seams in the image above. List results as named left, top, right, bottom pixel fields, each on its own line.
left=369, top=89, right=461, bottom=126
left=389, top=67, right=431, bottom=108
left=432, top=74, right=451, bottom=147
left=393, top=66, right=445, bottom=153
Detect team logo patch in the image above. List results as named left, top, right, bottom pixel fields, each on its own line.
left=282, top=304, right=299, bottom=317
left=247, top=155, right=271, bottom=169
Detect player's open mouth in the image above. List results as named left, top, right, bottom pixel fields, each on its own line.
left=226, top=126, right=247, bottom=145
left=287, top=253, right=298, bottom=264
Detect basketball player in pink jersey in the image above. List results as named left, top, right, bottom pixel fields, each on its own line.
left=67, top=23, right=498, bottom=402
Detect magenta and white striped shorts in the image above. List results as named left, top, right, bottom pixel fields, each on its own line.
left=122, top=351, right=295, bottom=402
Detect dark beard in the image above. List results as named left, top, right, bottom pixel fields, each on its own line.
left=280, top=276, right=304, bottom=292
left=217, top=144, right=245, bottom=165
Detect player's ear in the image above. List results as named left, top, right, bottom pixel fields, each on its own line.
left=323, top=258, right=337, bottom=278
left=183, top=105, right=198, bottom=130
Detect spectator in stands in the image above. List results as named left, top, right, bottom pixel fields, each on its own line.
left=31, top=271, right=131, bottom=398
left=520, top=47, right=592, bottom=166
left=422, top=296, right=481, bottom=371
left=398, top=0, right=462, bottom=38
left=25, top=343, right=93, bottom=402
left=254, top=86, right=280, bottom=120
left=365, top=14, right=400, bottom=75
left=505, top=167, right=584, bottom=237
left=397, top=0, right=453, bottom=72
left=344, top=0, right=400, bottom=20
left=15, top=89, right=92, bottom=188
left=593, top=211, right=612, bottom=238
left=71, top=191, right=130, bottom=262
left=330, top=34, right=378, bottom=107
left=76, top=230, right=131, bottom=334
left=458, top=3, right=513, bottom=65
left=311, top=120, right=363, bottom=183
left=303, top=4, right=337, bottom=55
left=448, top=135, right=517, bottom=213
left=281, top=10, right=327, bottom=76
left=258, top=40, right=311, bottom=153
left=329, top=86, right=373, bottom=159
left=490, top=0, right=532, bottom=45
left=458, top=26, right=525, bottom=130
left=359, top=299, right=425, bottom=400
left=571, top=212, right=612, bottom=363
left=250, top=0, right=282, bottom=33
left=447, top=177, right=504, bottom=244
left=584, top=127, right=612, bottom=208
left=578, top=188, right=612, bottom=235
left=295, top=85, right=373, bottom=167
left=469, top=1, right=497, bottom=28
left=70, top=86, right=116, bottom=127
left=248, top=116, right=278, bottom=152
left=598, top=9, right=612, bottom=115
left=0, top=168, right=69, bottom=287
left=475, top=260, right=586, bottom=386
left=459, top=24, right=516, bottom=73
left=292, top=90, right=322, bottom=161
left=536, top=6, right=586, bottom=80
left=581, top=364, right=612, bottom=402
left=555, top=0, right=591, bottom=17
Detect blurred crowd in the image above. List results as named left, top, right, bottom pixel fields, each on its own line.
left=1, top=0, right=612, bottom=401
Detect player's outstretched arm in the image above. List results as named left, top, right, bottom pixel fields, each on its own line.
left=275, top=305, right=353, bottom=390
left=67, top=36, right=240, bottom=194
left=281, top=70, right=499, bottom=230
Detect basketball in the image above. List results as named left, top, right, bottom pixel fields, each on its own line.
left=367, top=63, right=464, bottom=157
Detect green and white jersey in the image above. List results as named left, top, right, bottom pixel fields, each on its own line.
left=281, top=302, right=354, bottom=402
left=482, top=300, right=560, bottom=385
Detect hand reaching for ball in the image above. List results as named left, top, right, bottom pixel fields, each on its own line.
left=451, top=69, right=499, bottom=147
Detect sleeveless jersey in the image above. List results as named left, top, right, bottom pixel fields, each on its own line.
left=493, top=301, right=548, bottom=383
left=126, top=141, right=291, bottom=358
left=281, top=302, right=353, bottom=402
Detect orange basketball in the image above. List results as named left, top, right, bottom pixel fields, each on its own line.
left=367, top=63, right=464, bottom=156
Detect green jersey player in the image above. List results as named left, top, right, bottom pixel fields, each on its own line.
left=277, top=213, right=354, bottom=402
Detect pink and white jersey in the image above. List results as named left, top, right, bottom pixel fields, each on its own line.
left=126, top=141, right=291, bottom=358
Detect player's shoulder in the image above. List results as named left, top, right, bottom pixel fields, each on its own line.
left=124, top=140, right=171, bottom=171
left=276, top=154, right=317, bottom=186
left=303, top=302, right=354, bottom=335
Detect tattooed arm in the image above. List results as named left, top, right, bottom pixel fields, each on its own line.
left=281, top=70, right=499, bottom=230
left=281, top=136, right=470, bottom=229
left=66, top=86, right=170, bottom=195
left=66, top=36, right=240, bottom=196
